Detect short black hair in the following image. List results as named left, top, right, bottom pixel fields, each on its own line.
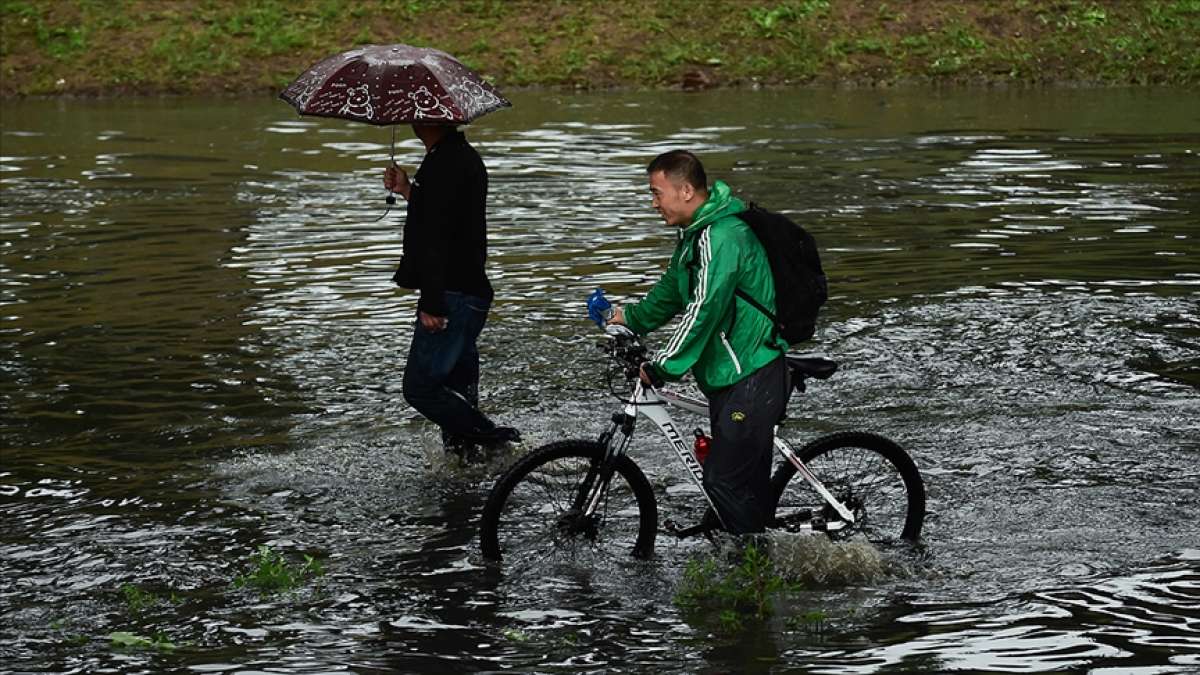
left=647, top=150, right=707, bottom=191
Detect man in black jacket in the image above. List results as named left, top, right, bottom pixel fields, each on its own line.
left=384, top=124, right=519, bottom=460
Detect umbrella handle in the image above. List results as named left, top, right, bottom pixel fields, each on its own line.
left=377, top=128, right=399, bottom=218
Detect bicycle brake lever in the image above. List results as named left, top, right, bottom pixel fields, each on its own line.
left=604, top=324, right=636, bottom=338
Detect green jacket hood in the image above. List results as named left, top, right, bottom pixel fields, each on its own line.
left=684, top=180, right=744, bottom=236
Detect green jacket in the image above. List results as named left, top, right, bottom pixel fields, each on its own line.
left=624, top=180, right=786, bottom=394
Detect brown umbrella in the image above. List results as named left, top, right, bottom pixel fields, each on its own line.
left=280, top=44, right=511, bottom=213
left=279, top=43, right=511, bottom=126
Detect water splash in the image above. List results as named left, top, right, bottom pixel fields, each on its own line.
left=768, top=532, right=888, bottom=586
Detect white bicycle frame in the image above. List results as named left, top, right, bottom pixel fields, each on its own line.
left=611, top=376, right=856, bottom=530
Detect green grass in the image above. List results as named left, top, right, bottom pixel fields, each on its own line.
left=785, top=609, right=828, bottom=633
left=674, top=541, right=797, bottom=633
left=119, top=583, right=180, bottom=612
left=2, top=0, right=1197, bottom=96
left=223, top=1, right=310, bottom=55
left=108, top=630, right=177, bottom=651
left=233, top=545, right=325, bottom=594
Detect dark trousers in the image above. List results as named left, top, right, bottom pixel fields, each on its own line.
left=704, top=356, right=789, bottom=535
left=402, top=291, right=497, bottom=442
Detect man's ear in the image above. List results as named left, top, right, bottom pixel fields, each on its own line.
left=681, top=183, right=695, bottom=202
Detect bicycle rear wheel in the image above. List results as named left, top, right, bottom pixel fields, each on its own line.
left=771, top=431, right=925, bottom=542
left=479, top=440, right=658, bottom=568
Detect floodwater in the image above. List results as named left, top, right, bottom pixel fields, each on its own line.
left=1, top=87, right=1197, bottom=673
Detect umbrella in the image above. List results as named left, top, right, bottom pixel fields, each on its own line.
left=279, top=43, right=511, bottom=126
left=279, top=44, right=511, bottom=214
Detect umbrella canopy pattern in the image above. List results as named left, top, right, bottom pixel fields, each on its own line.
left=280, top=44, right=510, bottom=126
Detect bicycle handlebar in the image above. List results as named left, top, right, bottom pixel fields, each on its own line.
left=598, top=323, right=837, bottom=401
left=603, top=323, right=637, bottom=339
left=598, top=324, right=649, bottom=382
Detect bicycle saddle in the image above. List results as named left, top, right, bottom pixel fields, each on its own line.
left=785, top=356, right=838, bottom=380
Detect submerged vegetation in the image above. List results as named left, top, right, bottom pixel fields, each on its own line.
left=675, top=541, right=796, bottom=633
left=233, top=544, right=325, bottom=593
left=47, top=547, right=325, bottom=651
left=1, top=0, right=1197, bottom=97
left=107, top=630, right=178, bottom=651
left=119, top=583, right=182, bottom=613
left=673, top=534, right=886, bottom=635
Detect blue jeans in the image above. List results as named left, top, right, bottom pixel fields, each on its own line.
left=402, top=292, right=497, bottom=442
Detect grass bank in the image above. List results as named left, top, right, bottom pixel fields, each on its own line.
left=2, top=0, right=1198, bottom=97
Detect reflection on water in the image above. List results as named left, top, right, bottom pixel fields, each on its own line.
left=845, top=551, right=1200, bottom=674
left=1, top=88, right=1198, bottom=672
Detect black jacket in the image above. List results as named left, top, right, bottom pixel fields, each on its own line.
left=392, top=131, right=493, bottom=316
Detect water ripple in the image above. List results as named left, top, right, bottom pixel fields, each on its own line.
left=1, top=89, right=1198, bottom=673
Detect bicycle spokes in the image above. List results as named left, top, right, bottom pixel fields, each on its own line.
left=479, top=441, right=658, bottom=569
left=772, top=432, right=925, bottom=543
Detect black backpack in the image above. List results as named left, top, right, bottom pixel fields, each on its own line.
left=733, top=204, right=827, bottom=345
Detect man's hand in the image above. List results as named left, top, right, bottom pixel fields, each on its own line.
left=610, top=306, right=626, bottom=325
left=639, top=362, right=664, bottom=387
left=419, top=310, right=447, bottom=332
left=384, top=163, right=412, bottom=201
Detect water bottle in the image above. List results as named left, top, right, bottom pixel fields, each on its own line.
left=693, top=428, right=711, bottom=464
left=587, top=288, right=615, bottom=327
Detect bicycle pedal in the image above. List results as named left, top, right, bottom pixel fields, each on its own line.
left=669, top=522, right=712, bottom=539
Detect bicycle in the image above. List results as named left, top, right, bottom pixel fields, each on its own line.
left=478, top=325, right=925, bottom=568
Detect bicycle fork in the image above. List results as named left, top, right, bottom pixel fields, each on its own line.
left=560, top=414, right=636, bottom=537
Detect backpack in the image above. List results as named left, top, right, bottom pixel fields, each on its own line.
left=733, top=204, right=827, bottom=345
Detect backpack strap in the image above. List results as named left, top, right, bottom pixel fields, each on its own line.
left=734, top=206, right=786, bottom=350
left=691, top=227, right=763, bottom=341
left=735, top=287, right=775, bottom=323
left=736, top=288, right=785, bottom=351
left=688, top=221, right=786, bottom=351
left=730, top=206, right=776, bottom=324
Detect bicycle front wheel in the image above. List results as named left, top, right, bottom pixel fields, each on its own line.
left=479, top=440, right=658, bottom=567
left=771, top=431, right=925, bottom=542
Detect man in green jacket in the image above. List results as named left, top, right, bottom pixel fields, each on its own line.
left=612, top=150, right=789, bottom=535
